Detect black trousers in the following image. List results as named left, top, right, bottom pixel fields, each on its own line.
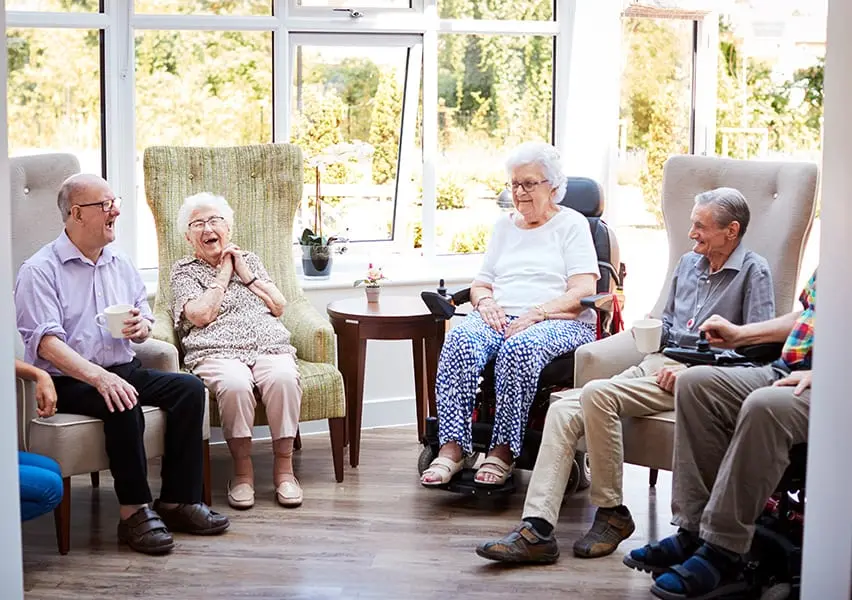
left=53, top=359, right=206, bottom=506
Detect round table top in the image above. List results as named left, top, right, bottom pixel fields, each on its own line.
left=326, top=295, right=435, bottom=321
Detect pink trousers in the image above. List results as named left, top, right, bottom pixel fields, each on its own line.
left=193, top=354, right=302, bottom=441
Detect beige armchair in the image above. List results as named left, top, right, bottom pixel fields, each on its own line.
left=142, top=144, right=346, bottom=482
left=572, top=154, right=818, bottom=482
left=11, top=154, right=212, bottom=555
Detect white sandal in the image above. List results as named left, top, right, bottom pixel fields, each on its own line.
left=420, top=456, right=464, bottom=487
left=474, top=456, right=513, bottom=486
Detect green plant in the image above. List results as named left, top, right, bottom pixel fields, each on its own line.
left=450, top=223, right=490, bottom=254
left=299, top=227, right=338, bottom=247
left=437, top=176, right=467, bottom=210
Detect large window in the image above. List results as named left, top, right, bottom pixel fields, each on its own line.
left=6, top=1, right=560, bottom=273
left=6, top=28, right=103, bottom=175
left=135, top=30, right=273, bottom=268
left=436, top=33, right=554, bottom=254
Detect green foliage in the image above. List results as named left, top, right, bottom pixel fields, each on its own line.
left=437, top=176, right=467, bottom=210
left=299, top=228, right=338, bottom=248
left=450, top=223, right=491, bottom=254
left=308, top=58, right=380, bottom=142
left=639, top=89, right=679, bottom=226
left=369, top=71, right=402, bottom=185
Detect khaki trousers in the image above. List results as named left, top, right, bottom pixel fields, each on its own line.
left=672, top=364, right=810, bottom=554
left=523, top=352, right=680, bottom=525
left=193, top=354, right=302, bottom=441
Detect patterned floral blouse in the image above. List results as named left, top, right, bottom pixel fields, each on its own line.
left=170, top=251, right=296, bottom=371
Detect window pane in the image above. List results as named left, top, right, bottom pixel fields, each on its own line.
left=435, top=34, right=553, bottom=254
left=439, top=0, right=552, bottom=21
left=7, top=28, right=103, bottom=175
left=6, top=0, right=99, bottom=11
left=135, top=0, right=271, bottom=15
left=291, top=43, right=409, bottom=243
left=135, top=30, right=272, bottom=269
left=296, top=0, right=411, bottom=8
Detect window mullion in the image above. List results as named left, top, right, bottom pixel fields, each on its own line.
left=420, top=0, right=438, bottom=257
left=103, top=0, right=137, bottom=261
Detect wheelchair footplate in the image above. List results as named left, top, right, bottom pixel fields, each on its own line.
left=444, top=468, right=516, bottom=497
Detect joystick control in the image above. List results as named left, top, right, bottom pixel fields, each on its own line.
left=696, top=330, right=711, bottom=353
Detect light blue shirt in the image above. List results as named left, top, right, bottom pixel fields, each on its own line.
left=15, top=231, right=153, bottom=375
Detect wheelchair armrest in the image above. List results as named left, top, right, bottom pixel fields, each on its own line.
left=580, top=293, right=613, bottom=313
left=449, top=287, right=472, bottom=306
left=420, top=291, right=457, bottom=321
left=734, top=342, right=784, bottom=363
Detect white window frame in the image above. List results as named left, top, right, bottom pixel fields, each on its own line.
left=5, top=0, right=582, bottom=274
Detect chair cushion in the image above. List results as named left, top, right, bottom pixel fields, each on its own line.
left=622, top=411, right=675, bottom=471
left=27, top=395, right=211, bottom=478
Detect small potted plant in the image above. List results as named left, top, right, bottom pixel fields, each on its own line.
left=353, top=263, right=386, bottom=303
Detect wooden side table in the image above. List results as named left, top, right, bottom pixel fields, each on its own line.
left=327, top=295, right=445, bottom=467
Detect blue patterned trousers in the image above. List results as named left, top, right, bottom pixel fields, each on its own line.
left=435, top=311, right=595, bottom=458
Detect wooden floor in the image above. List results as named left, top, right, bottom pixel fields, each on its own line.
left=21, top=426, right=675, bottom=599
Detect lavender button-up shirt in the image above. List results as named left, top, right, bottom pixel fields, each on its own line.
left=15, top=231, right=154, bottom=375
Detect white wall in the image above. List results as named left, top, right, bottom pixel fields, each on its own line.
left=0, top=1, right=26, bottom=597
left=800, top=0, right=852, bottom=596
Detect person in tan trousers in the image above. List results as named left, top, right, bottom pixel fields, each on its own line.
left=477, top=187, right=775, bottom=564
left=170, top=192, right=303, bottom=510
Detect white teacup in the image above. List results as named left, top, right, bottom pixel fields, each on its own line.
left=95, top=304, right=134, bottom=339
left=632, top=318, right=663, bottom=354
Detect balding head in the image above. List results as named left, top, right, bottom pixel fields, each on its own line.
left=58, top=174, right=110, bottom=223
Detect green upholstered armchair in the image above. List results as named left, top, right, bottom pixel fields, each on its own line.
left=143, top=144, right=346, bottom=482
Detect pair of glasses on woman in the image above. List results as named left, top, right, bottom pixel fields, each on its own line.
left=188, top=216, right=226, bottom=231
left=507, top=179, right=549, bottom=193
left=72, top=196, right=122, bottom=214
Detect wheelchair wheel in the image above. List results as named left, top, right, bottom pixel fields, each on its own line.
left=761, top=583, right=792, bottom=600
left=575, top=451, right=591, bottom=491
left=417, top=445, right=438, bottom=476
left=565, top=458, right=581, bottom=496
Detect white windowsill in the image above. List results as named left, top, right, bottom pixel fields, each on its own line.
left=143, top=252, right=481, bottom=297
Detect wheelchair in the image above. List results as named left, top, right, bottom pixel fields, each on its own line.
left=663, top=336, right=805, bottom=600
left=418, top=177, right=626, bottom=497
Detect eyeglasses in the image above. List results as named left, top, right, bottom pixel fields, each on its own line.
left=508, top=179, right=550, bottom=193
left=188, top=216, right=226, bottom=231
left=72, top=196, right=122, bottom=214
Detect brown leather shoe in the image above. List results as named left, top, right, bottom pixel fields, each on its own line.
left=573, top=506, right=636, bottom=558
left=117, top=507, right=175, bottom=555
left=475, top=522, right=560, bottom=564
left=152, top=500, right=230, bottom=535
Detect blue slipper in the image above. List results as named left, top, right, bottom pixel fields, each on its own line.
left=650, top=544, right=748, bottom=600
left=623, top=529, right=700, bottom=576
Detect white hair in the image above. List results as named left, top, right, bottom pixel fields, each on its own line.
left=176, top=192, right=235, bottom=232
left=504, top=141, right=567, bottom=202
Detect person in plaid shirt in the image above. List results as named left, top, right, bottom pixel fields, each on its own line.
left=623, top=272, right=816, bottom=599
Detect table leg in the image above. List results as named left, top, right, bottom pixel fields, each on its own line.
left=412, top=338, right=427, bottom=441
left=424, top=323, right=445, bottom=420
left=335, top=320, right=368, bottom=467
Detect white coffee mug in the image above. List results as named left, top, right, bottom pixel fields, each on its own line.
left=95, top=304, right=134, bottom=339
left=632, top=318, right=663, bottom=354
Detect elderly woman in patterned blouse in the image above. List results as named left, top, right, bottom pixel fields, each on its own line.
left=170, top=192, right=302, bottom=510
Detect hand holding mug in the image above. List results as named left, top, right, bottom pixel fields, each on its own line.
left=121, top=307, right=150, bottom=342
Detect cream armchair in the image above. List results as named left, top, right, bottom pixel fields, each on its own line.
left=11, top=153, right=212, bottom=555
left=572, top=154, right=819, bottom=483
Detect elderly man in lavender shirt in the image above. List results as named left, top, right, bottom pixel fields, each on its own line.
left=15, top=174, right=229, bottom=555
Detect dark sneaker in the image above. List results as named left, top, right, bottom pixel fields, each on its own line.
left=475, top=522, right=560, bottom=564
left=152, top=500, right=230, bottom=535
left=573, top=506, right=636, bottom=558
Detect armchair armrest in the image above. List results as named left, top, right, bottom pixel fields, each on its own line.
left=17, top=377, right=35, bottom=451
left=283, top=299, right=335, bottom=365
left=573, top=330, right=644, bottom=387
left=152, top=316, right=179, bottom=350
left=132, top=338, right=179, bottom=372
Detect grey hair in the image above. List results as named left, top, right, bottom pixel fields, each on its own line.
left=57, top=174, right=100, bottom=223
left=177, top=192, right=235, bottom=233
left=504, top=141, right=567, bottom=202
left=694, top=187, right=751, bottom=238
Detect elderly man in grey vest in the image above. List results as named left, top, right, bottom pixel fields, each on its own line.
left=477, top=187, right=776, bottom=565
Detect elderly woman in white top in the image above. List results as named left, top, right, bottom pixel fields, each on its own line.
left=421, top=142, right=600, bottom=488
left=169, top=192, right=303, bottom=510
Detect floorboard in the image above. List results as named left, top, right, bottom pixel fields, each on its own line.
left=21, top=426, right=675, bottom=599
